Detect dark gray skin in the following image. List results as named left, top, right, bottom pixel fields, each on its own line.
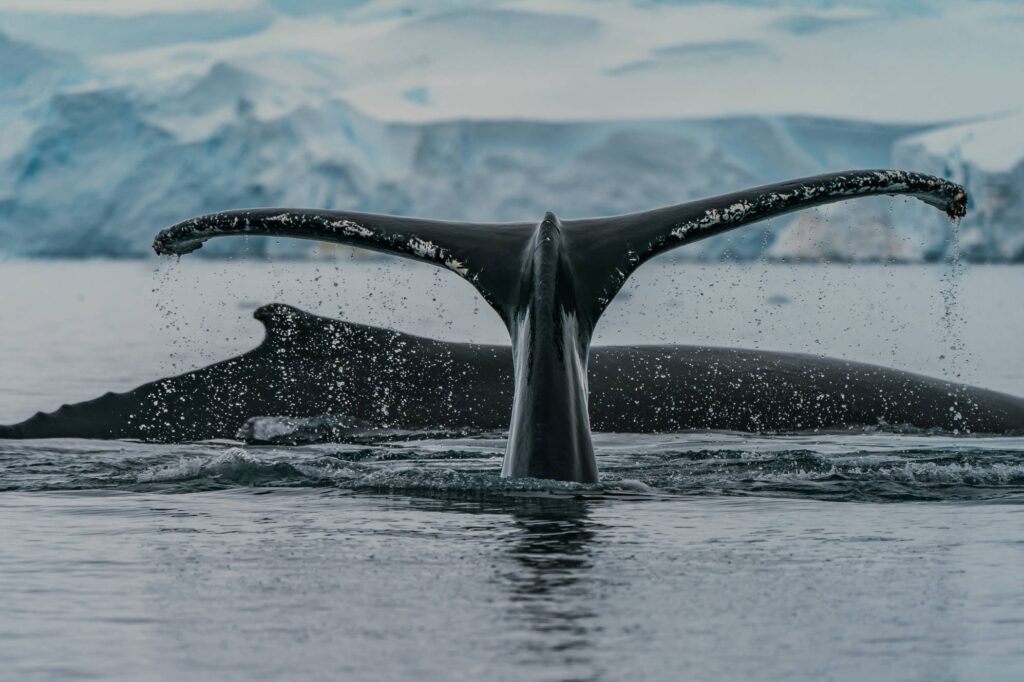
left=145, top=170, right=970, bottom=482
left=3, top=303, right=1022, bottom=444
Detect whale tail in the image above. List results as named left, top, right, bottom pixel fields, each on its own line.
left=154, top=170, right=967, bottom=482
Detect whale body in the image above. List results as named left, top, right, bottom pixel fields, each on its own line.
left=3, top=303, right=1022, bottom=443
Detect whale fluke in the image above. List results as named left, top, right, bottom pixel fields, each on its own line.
left=154, top=170, right=968, bottom=482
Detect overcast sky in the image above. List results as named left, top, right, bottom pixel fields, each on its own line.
left=1, top=0, right=1021, bottom=123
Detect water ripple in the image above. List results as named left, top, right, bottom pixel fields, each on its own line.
left=3, top=433, right=1024, bottom=502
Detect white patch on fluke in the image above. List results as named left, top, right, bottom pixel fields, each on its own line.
left=329, top=219, right=374, bottom=238
left=407, top=236, right=438, bottom=259
left=444, top=258, right=469, bottom=276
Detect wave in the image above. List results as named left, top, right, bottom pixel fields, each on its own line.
left=3, top=433, right=1024, bottom=502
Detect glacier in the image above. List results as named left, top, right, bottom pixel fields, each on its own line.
left=0, top=0, right=1020, bottom=262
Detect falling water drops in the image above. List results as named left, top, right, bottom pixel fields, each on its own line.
left=939, top=216, right=969, bottom=382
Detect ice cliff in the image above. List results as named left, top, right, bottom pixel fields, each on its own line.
left=0, top=0, right=1020, bottom=261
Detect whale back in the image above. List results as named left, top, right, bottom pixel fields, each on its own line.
left=3, top=304, right=1023, bottom=442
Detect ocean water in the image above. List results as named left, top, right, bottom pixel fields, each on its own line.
left=2, top=259, right=1024, bottom=681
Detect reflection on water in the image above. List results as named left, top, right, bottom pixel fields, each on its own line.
left=2, top=418, right=1024, bottom=681
left=502, top=499, right=598, bottom=679
left=3, top=485, right=1024, bottom=681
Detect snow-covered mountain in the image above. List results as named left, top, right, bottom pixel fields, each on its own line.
left=0, top=0, right=1020, bottom=261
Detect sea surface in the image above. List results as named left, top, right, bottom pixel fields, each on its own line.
left=2, top=259, right=1023, bottom=681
